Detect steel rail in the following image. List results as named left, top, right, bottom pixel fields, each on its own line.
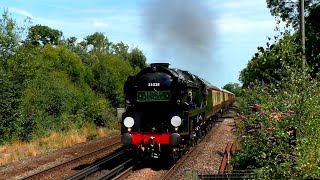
left=23, top=139, right=122, bottom=179
left=97, top=158, right=133, bottom=180
left=66, top=149, right=128, bottom=180
left=111, top=166, right=133, bottom=180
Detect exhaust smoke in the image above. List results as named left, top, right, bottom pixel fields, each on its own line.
left=143, top=0, right=218, bottom=77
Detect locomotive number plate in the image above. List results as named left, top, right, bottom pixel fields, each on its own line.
left=137, top=91, right=171, bottom=102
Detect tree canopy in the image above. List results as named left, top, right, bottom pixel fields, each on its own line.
left=222, top=83, right=242, bottom=97
left=266, top=0, right=319, bottom=28
left=0, top=10, right=23, bottom=62
left=26, top=25, right=62, bottom=46
left=0, top=11, right=147, bottom=144
left=240, top=2, right=320, bottom=87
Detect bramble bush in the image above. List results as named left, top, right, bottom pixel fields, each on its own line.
left=233, top=67, right=320, bottom=179
left=233, top=29, right=320, bottom=178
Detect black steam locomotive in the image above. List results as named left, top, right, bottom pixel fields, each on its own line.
left=119, top=63, right=234, bottom=162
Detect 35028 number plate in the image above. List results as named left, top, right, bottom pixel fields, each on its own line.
left=137, top=91, right=171, bottom=102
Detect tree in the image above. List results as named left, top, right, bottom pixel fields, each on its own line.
left=66, top=36, right=77, bottom=47
left=266, top=0, right=318, bottom=28
left=0, top=10, right=22, bottom=63
left=222, top=83, right=242, bottom=97
left=90, top=53, right=138, bottom=107
left=128, top=47, right=147, bottom=69
left=62, top=36, right=95, bottom=66
left=0, top=68, right=23, bottom=144
left=240, top=2, right=320, bottom=86
left=0, top=10, right=26, bottom=143
left=239, top=31, right=302, bottom=87
left=0, top=13, right=147, bottom=144
left=111, top=41, right=129, bottom=59
left=25, top=25, right=62, bottom=46
left=85, top=32, right=112, bottom=53
left=305, top=4, right=320, bottom=77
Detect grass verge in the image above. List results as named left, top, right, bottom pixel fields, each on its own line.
left=0, top=123, right=119, bottom=166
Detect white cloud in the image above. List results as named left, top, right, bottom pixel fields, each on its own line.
left=8, top=7, right=33, bottom=18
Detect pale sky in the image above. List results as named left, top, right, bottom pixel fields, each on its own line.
left=0, top=0, right=278, bottom=87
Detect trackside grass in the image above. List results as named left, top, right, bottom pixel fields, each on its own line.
left=0, top=123, right=119, bottom=166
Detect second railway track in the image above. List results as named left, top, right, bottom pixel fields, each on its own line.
left=23, top=137, right=122, bottom=180
left=66, top=149, right=133, bottom=180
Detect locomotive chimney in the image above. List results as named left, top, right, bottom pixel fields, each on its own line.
left=150, top=63, right=170, bottom=68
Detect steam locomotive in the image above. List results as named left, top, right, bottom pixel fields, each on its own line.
left=118, top=63, right=235, bottom=162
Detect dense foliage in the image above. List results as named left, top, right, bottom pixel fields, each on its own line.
left=240, top=3, right=320, bottom=87
left=234, top=65, right=320, bottom=178
left=234, top=2, right=320, bottom=178
left=222, top=83, right=242, bottom=97
left=0, top=10, right=146, bottom=144
left=266, top=0, right=318, bottom=28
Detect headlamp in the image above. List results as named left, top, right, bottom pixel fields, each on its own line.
left=124, top=117, right=134, bottom=128
left=171, top=116, right=182, bottom=127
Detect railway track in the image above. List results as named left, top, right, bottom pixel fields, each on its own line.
left=59, top=117, right=222, bottom=180
left=66, top=149, right=133, bottom=180
left=23, top=138, right=122, bottom=179
left=65, top=112, right=235, bottom=180
left=159, top=130, right=214, bottom=180
left=67, top=115, right=230, bottom=180
left=114, top=140, right=208, bottom=180
left=114, top=123, right=216, bottom=180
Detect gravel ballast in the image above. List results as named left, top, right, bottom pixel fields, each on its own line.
left=126, top=109, right=237, bottom=180
left=0, top=109, right=237, bottom=180
left=0, top=136, right=121, bottom=180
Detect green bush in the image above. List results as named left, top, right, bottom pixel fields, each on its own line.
left=233, top=66, right=320, bottom=178
left=91, top=53, right=139, bottom=107
left=0, top=11, right=143, bottom=145
left=0, top=69, right=22, bottom=144
left=234, top=21, right=320, bottom=178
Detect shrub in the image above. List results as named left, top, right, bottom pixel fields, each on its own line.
left=233, top=66, right=320, bottom=178
left=234, top=19, right=320, bottom=178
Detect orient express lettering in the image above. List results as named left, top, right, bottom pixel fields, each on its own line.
left=137, top=91, right=170, bottom=102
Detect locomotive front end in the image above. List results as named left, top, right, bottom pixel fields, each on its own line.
left=121, top=63, right=189, bottom=159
